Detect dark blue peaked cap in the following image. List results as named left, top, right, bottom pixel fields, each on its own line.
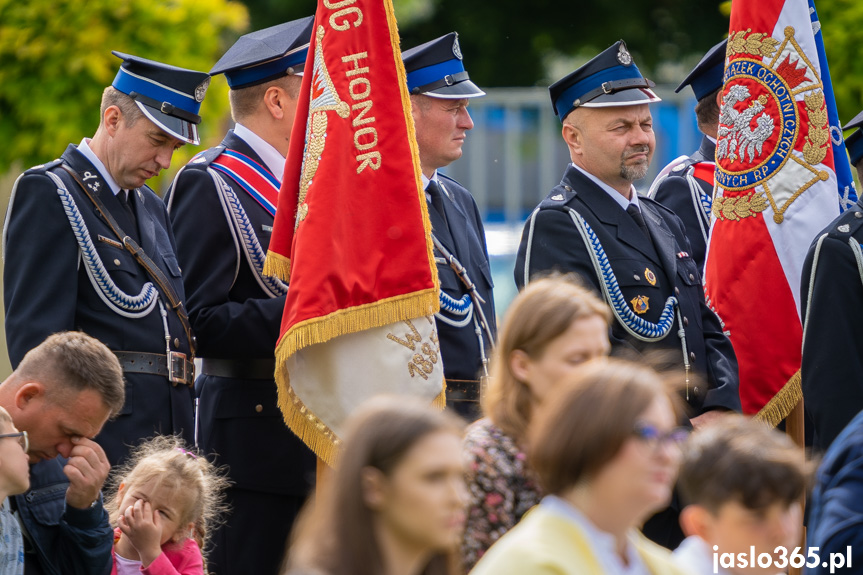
left=111, top=51, right=210, bottom=145
left=676, top=39, right=727, bottom=101
left=845, top=110, right=863, bottom=167
left=210, top=16, right=315, bottom=89
left=549, top=40, right=660, bottom=123
left=402, top=32, right=485, bottom=99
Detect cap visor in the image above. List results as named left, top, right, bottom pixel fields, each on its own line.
left=135, top=102, right=200, bottom=145
left=424, top=79, right=486, bottom=99
left=580, top=87, right=661, bottom=108
left=845, top=110, right=863, bottom=131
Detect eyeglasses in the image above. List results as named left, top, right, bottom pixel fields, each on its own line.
left=0, top=431, right=28, bottom=453
left=632, top=424, right=689, bottom=451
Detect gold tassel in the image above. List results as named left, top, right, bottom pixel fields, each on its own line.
left=263, top=250, right=292, bottom=282
left=755, top=370, right=802, bottom=427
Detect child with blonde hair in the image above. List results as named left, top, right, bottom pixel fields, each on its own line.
left=0, top=405, right=29, bottom=575
left=104, top=436, right=228, bottom=575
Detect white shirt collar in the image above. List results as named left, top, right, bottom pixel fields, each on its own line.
left=420, top=170, right=442, bottom=190
left=542, top=496, right=650, bottom=575
left=706, top=135, right=718, bottom=145
left=233, top=123, right=286, bottom=182
left=570, top=163, right=640, bottom=211
left=77, top=138, right=122, bottom=197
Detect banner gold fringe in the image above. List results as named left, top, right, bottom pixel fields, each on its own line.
left=755, top=369, right=802, bottom=427
left=263, top=250, right=291, bottom=282
left=279, top=288, right=438, bottom=359
left=274, top=322, right=448, bottom=467
left=385, top=0, right=439, bottom=297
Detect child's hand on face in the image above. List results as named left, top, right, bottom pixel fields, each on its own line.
left=118, top=499, right=163, bottom=567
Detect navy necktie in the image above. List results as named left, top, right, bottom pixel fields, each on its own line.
left=626, top=203, right=650, bottom=240
left=119, top=190, right=136, bottom=224
left=427, top=180, right=448, bottom=227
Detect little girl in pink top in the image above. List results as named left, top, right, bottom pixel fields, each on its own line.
left=105, top=436, right=228, bottom=575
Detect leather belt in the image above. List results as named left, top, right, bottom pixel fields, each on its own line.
left=114, top=351, right=195, bottom=387
left=445, top=379, right=482, bottom=402
left=201, top=358, right=275, bottom=380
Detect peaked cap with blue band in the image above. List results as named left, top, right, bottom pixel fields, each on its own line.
left=845, top=110, right=863, bottom=167
left=402, top=32, right=485, bottom=99
left=676, top=39, right=727, bottom=101
left=111, top=51, right=210, bottom=145
left=209, top=16, right=315, bottom=89
left=549, top=40, right=660, bottom=122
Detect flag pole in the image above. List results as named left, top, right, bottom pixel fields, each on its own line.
left=786, top=398, right=805, bottom=575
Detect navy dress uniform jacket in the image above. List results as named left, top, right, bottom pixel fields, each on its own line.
left=3, top=145, right=195, bottom=464
left=806, top=409, right=863, bottom=574
left=649, top=136, right=715, bottom=272
left=430, top=174, right=497, bottom=387
left=514, top=164, right=740, bottom=415
left=801, top=203, right=863, bottom=452
left=166, top=130, right=315, bottom=574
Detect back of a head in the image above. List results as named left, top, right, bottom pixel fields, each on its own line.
left=287, top=396, right=464, bottom=575
left=529, top=358, right=681, bottom=496
left=484, top=274, right=610, bottom=439
left=14, top=331, right=125, bottom=418
left=679, top=414, right=812, bottom=513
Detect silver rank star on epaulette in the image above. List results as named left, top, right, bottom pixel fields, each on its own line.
left=191, top=155, right=208, bottom=164
left=551, top=194, right=565, bottom=201
left=88, top=181, right=101, bottom=192
left=838, top=224, right=851, bottom=233
left=672, top=163, right=686, bottom=172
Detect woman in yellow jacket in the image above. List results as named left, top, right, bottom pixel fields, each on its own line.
left=470, top=359, right=689, bottom=575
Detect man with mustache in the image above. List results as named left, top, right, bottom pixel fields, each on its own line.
left=514, top=40, right=740, bottom=548
left=3, top=52, right=207, bottom=466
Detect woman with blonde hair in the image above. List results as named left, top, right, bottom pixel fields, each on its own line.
left=461, top=274, right=611, bottom=570
left=471, top=359, right=688, bottom=574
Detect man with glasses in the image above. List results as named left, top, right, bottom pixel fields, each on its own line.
left=0, top=331, right=126, bottom=575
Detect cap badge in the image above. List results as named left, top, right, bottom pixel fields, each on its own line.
left=617, top=44, right=632, bottom=66
left=631, top=295, right=649, bottom=314
left=195, top=77, right=210, bottom=103
left=644, top=268, right=657, bottom=286
left=452, top=37, right=463, bottom=60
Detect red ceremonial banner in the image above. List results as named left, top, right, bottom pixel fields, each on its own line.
left=703, top=0, right=842, bottom=424
left=263, top=0, right=442, bottom=463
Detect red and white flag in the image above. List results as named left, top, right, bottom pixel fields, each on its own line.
left=263, top=0, right=443, bottom=465
left=704, top=0, right=846, bottom=423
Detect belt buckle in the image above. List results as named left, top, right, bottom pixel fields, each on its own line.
left=168, top=351, right=190, bottom=386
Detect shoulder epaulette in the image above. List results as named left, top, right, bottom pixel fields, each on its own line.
left=829, top=208, right=863, bottom=238
left=640, top=194, right=675, bottom=217
left=23, top=159, right=63, bottom=175
left=539, top=183, right=577, bottom=209
left=437, top=172, right=466, bottom=189
left=184, top=146, right=227, bottom=170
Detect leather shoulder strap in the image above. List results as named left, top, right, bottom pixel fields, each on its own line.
left=58, top=163, right=196, bottom=355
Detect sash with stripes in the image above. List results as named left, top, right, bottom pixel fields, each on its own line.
left=210, top=149, right=280, bottom=217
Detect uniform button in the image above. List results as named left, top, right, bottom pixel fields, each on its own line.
left=689, top=273, right=695, bottom=281
left=693, top=386, right=700, bottom=395
left=856, top=212, right=863, bottom=219
left=690, top=352, right=696, bottom=362
left=683, top=316, right=689, bottom=327
left=634, top=274, right=641, bottom=281
left=113, top=259, right=121, bottom=266
left=255, top=404, right=263, bottom=413
left=674, top=287, right=680, bottom=296
left=174, top=338, right=180, bottom=348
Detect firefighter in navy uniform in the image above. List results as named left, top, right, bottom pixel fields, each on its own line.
left=648, top=39, right=726, bottom=272
left=801, top=110, right=863, bottom=452
left=3, top=53, right=205, bottom=466
left=514, top=40, right=740, bottom=549
left=402, top=33, right=496, bottom=420
left=165, top=18, right=316, bottom=575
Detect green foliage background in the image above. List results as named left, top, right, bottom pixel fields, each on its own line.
left=0, top=0, right=249, bottom=179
